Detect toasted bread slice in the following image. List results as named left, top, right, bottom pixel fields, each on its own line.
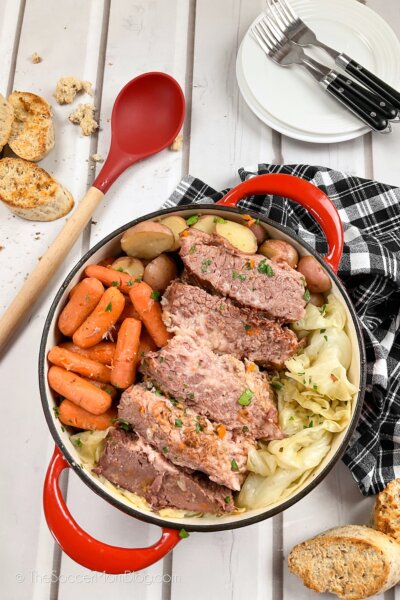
left=288, top=525, right=400, bottom=600
left=0, top=93, right=14, bottom=152
left=0, top=158, right=73, bottom=221
left=374, top=478, right=400, bottom=543
left=8, top=91, right=55, bottom=161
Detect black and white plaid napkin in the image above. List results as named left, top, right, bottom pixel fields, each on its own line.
left=163, top=164, right=400, bottom=496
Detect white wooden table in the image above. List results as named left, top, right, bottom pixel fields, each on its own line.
left=1, top=1, right=399, bottom=598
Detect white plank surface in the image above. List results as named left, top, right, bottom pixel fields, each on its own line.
left=0, top=0, right=399, bottom=599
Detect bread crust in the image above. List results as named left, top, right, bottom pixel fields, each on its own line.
left=0, top=157, right=73, bottom=221
left=374, top=478, right=400, bottom=543
left=0, top=93, right=14, bottom=152
left=288, top=525, right=400, bottom=600
left=8, top=91, right=55, bottom=161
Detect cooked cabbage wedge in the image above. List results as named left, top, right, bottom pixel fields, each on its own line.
left=238, top=294, right=357, bottom=510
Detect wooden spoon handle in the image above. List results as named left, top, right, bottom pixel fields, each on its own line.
left=0, top=186, right=104, bottom=355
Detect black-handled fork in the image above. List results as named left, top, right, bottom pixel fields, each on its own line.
left=252, top=16, right=391, bottom=132
left=266, top=0, right=400, bottom=119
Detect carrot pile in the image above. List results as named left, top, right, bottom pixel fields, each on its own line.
left=48, top=263, right=171, bottom=432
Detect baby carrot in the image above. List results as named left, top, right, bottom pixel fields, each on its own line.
left=80, top=378, right=118, bottom=400
left=129, top=282, right=171, bottom=347
left=111, top=318, right=142, bottom=389
left=138, top=327, right=157, bottom=357
left=84, top=264, right=136, bottom=294
left=58, top=399, right=117, bottom=431
left=48, top=366, right=112, bottom=415
left=58, top=278, right=104, bottom=336
left=59, top=342, right=116, bottom=365
left=48, top=346, right=111, bottom=383
left=72, top=287, right=125, bottom=349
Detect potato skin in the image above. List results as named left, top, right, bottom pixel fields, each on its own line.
left=297, top=256, right=332, bottom=293
left=259, top=239, right=299, bottom=268
left=121, top=221, right=174, bottom=260
left=250, top=222, right=268, bottom=245
left=143, top=254, right=177, bottom=292
left=111, top=256, right=144, bottom=279
left=309, top=293, right=325, bottom=308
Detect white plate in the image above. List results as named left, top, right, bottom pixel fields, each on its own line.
left=237, top=0, right=400, bottom=143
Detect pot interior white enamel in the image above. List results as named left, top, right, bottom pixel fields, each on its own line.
left=39, top=205, right=365, bottom=531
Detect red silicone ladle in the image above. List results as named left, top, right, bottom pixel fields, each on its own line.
left=0, top=72, right=185, bottom=354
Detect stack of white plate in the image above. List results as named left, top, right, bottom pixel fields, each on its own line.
left=236, top=0, right=400, bottom=143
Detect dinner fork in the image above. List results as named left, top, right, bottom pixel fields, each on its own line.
left=267, top=0, right=400, bottom=115
left=252, top=16, right=390, bottom=133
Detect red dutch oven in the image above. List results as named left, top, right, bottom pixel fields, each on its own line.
left=39, top=174, right=366, bottom=573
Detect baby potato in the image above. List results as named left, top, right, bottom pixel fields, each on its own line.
left=192, top=215, right=217, bottom=235
left=250, top=222, right=268, bottom=245
left=297, top=255, right=332, bottom=294
left=259, top=239, right=299, bottom=268
left=121, top=221, right=174, bottom=260
left=111, top=257, right=144, bottom=279
left=143, top=254, right=177, bottom=292
left=159, top=215, right=187, bottom=251
left=215, top=220, right=258, bottom=254
left=309, top=293, right=325, bottom=308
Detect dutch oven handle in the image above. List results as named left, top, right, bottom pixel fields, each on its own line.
left=43, top=446, right=180, bottom=574
left=217, top=174, right=344, bottom=272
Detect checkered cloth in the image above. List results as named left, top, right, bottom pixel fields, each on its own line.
left=164, top=164, right=400, bottom=496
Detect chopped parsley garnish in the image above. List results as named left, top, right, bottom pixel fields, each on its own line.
left=231, top=459, right=239, bottom=471
left=304, top=289, right=311, bottom=303
left=74, top=438, right=82, bottom=448
left=188, top=392, right=195, bottom=400
left=324, top=335, right=328, bottom=342
left=175, top=419, right=183, bottom=428
left=320, top=328, right=326, bottom=333
left=189, top=244, right=197, bottom=254
left=258, top=259, right=274, bottom=277
left=201, top=259, right=212, bottom=273
left=271, top=382, right=283, bottom=391
left=179, top=528, right=190, bottom=539
left=225, top=496, right=231, bottom=504
left=170, top=398, right=178, bottom=406
left=104, top=387, right=113, bottom=395
left=289, top=416, right=295, bottom=421
left=195, top=422, right=202, bottom=433
left=150, top=290, right=160, bottom=301
left=53, top=406, right=60, bottom=418
left=238, top=388, right=254, bottom=406
left=105, top=302, right=113, bottom=312
left=242, top=426, right=249, bottom=433
left=116, top=267, right=124, bottom=272
left=111, top=418, right=132, bottom=432
left=244, top=324, right=252, bottom=331
left=126, top=279, right=134, bottom=286
left=313, top=384, right=318, bottom=390
left=219, top=303, right=225, bottom=311
left=159, top=356, right=165, bottom=363
left=186, top=215, right=199, bottom=226
left=162, top=446, right=169, bottom=453
left=111, top=280, right=119, bottom=287
left=213, top=217, right=227, bottom=224
left=319, top=303, right=327, bottom=316
left=232, top=271, right=246, bottom=282
left=154, top=388, right=162, bottom=396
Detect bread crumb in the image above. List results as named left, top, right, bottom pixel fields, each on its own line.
left=54, top=76, right=93, bottom=105
left=69, top=104, right=98, bottom=135
left=170, top=134, right=183, bottom=151
left=31, top=52, right=42, bottom=64
left=90, top=153, right=103, bottom=162
left=0, top=245, right=4, bottom=251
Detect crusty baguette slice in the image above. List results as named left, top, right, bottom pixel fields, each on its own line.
left=0, top=157, right=73, bottom=221
left=0, top=93, right=14, bottom=152
left=288, top=525, right=400, bottom=600
left=7, top=91, right=55, bottom=161
left=374, top=478, right=400, bottom=543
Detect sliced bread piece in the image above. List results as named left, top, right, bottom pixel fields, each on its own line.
left=0, top=157, right=73, bottom=221
left=8, top=91, right=55, bottom=161
left=0, top=93, right=14, bottom=152
left=288, top=525, right=400, bottom=600
left=374, top=478, right=400, bottom=543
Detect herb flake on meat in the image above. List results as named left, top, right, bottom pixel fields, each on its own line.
left=201, top=259, right=212, bottom=273
left=189, top=244, right=197, bottom=254
left=232, top=271, right=246, bottom=282
left=238, top=388, right=254, bottom=406
left=231, top=459, right=239, bottom=471
left=303, top=289, right=310, bottom=302
left=175, top=418, right=183, bottom=428
left=258, top=259, right=274, bottom=277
